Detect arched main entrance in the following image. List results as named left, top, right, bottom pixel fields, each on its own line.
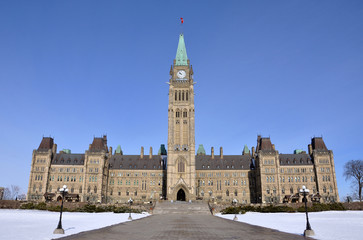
left=177, top=189, right=186, bottom=201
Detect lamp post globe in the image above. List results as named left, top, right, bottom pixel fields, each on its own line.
left=232, top=199, right=238, bottom=221
left=54, top=185, right=68, bottom=234
left=300, top=185, right=314, bottom=237
left=128, top=198, right=133, bottom=220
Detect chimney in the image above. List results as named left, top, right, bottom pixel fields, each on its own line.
left=308, top=144, right=312, bottom=155
left=252, top=147, right=255, bottom=157
left=149, top=147, right=153, bottom=159
left=220, top=147, right=223, bottom=159
left=272, top=144, right=275, bottom=151
left=52, top=143, right=57, bottom=155
left=141, top=146, right=144, bottom=158
left=211, top=147, right=214, bottom=159
left=109, top=147, right=113, bottom=156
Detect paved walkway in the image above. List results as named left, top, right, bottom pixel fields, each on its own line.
left=58, top=202, right=308, bottom=240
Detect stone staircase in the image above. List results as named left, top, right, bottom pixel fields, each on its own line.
left=153, top=201, right=211, bottom=215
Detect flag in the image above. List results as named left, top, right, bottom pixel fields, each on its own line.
left=181, top=18, right=184, bottom=24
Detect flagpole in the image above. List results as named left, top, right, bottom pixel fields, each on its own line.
left=180, top=17, right=183, bottom=34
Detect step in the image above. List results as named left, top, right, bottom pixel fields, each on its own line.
left=153, top=201, right=211, bottom=215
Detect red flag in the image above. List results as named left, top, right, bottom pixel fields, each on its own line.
left=180, top=18, right=184, bottom=24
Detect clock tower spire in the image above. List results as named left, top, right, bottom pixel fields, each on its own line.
left=167, top=33, right=196, bottom=201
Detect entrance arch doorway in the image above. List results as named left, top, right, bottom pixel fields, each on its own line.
left=177, top=189, right=186, bottom=201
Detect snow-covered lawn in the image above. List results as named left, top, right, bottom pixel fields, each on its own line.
left=217, top=211, right=363, bottom=240
left=0, top=209, right=149, bottom=240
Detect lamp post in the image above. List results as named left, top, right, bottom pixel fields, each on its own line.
left=232, top=198, right=238, bottom=221
left=299, top=186, right=314, bottom=237
left=53, top=185, right=68, bottom=234
left=128, top=198, right=133, bottom=220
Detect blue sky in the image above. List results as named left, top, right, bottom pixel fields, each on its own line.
left=0, top=1, right=362, bottom=199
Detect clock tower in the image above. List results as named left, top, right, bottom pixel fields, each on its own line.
left=167, top=33, right=196, bottom=201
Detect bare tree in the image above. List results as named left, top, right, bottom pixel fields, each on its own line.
left=10, top=185, right=20, bottom=200
left=344, top=160, right=363, bottom=202
left=2, top=185, right=21, bottom=200
left=3, top=188, right=11, bottom=200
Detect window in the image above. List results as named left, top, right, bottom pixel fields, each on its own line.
left=87, top=186, right=91, bottom=193
left=79, top=186, right=82, bottom=193
left=183, top=111, right=187, bottom=118
left=226, top=190, right=229, bottom=197
left=178, top=161, right=185, bottom=172
left=176, top=111, right=180, bottom=118
left=94, top=186, right=97, bottom=193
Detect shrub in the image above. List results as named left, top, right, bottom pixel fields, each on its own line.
left=221, top=206, right=245, bottom=214
left=20, top=202, right=35, bottom=210
left=80, top=204, right=97, bottom=212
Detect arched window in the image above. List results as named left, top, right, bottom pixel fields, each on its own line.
left=87, top=186, right=91, bottom=193
left=178, top=161, right=185, bottom=172
left=179, top=91, right=181, bottom=101
left=234, top=190, right=238, bottom=196
left=79, top=186, right=82, bottom=193
left=290, top=187, right=293, bottom=194
left=71, top=187, right=74, bottom=193
left=182, top=91, right=184, bottom=101
left=94, top=186, right=97, bottom=193
left=175, top=91, right=177, bottom=101
left=226, top=190, right=229, bottom=196
left=329, top=186, right=333, bottom=193
left=186, top=91, right=188, bottom=101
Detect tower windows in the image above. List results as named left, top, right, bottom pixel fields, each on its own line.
left=179, top=91, right=181, bottom=101
left=182, top=91, right=184, bottom=101
left=176, top=111, right=180, bottom=118
left=186, top=91, right=188, bottom=101
left=175, top=91, right=177, bottom=101
left=183, top=111, right=187, bottom=118
left=178, top=161, right=185, bottom=172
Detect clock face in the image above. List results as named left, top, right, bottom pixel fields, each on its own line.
left=177, top=70, right=186, bottom=79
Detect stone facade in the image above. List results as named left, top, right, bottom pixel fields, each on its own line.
left=27, top=33, right=339, bottom=204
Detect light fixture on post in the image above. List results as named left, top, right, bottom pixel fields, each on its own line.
left=299, top=185, right=315, bottom=237
left=232, top=198, right=238, bottom=221
left=54, top=185, right=68, bottom=234
left=128, top=198, right=133, bottom=220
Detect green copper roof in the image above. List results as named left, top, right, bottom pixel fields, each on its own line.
left=158, top=144, right=167, bottom=155
left=175, top=34, right=188, bottom=66
left=115, top=145, right=123, bottom=154
left=197, top=144, right=206, bottom=155
left=243, top=145, right=250, bottom=155
left=62, top=149, right=71, bottom=154
left=294, top=149, right=304, bottom=154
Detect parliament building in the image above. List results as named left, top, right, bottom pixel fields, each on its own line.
left=27, top=33, right=339, bottom=204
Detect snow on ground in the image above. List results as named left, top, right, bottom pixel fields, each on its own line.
left=0, top=209, right=149, bottom=240
left=217, top=211, right=363, bottom=240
